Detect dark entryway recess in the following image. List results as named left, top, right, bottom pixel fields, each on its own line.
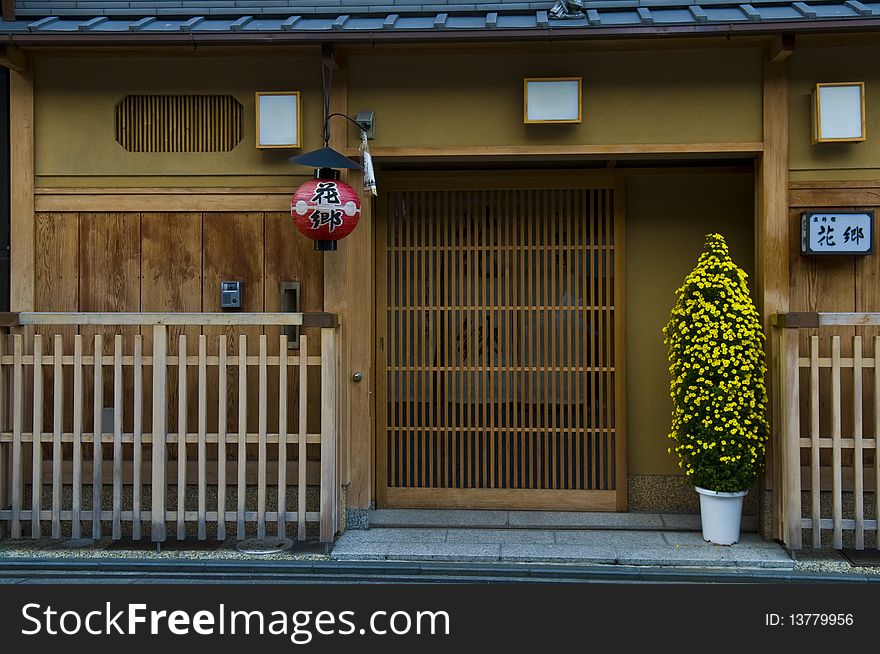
left=0, top=67, right=9, bottom=311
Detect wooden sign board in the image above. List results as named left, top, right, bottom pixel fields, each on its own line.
left=801, top=211, right=873, bottom=255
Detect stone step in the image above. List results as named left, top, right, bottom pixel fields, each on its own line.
left=331, top=527, right=791, bottom=568
left=365, top=509, right=759, bottom=532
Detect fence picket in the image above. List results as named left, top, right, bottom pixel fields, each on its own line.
left=151, top=324, right=168, bottom=543
left=31, top=335, right=43, bottom=538
left=298, top=334, right=308, bottom=542
left=72, top=335, right=83, bottom=540
left=51, top=335, right=63, bottom=539
left=177, top=334, right=187, bottom=540
left=92, top=334, right=103, bottom=540
left=853, top=335, right=864, bottom=549
left=217, top=335, right=227, bottom=541
left=11, top=334, right=22, bottom=538
left=198, top=335, right=207, bottom=541
left=112, top=335, right=123, bottom=540
left=277, top=335, right=288, bottom=539
left=0, top=335, right=6, bottom=540
left=237, top=334, right=247, bottom=540
left=257, top=335, right=268, bottom=541
left=133, top=335, right=143, bottom=541
left=831, top=336, right=842, bottom=550
left=810, top=336, right=820, bottom=549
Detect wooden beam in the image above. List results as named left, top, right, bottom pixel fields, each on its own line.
left=0, top=47, right=27, bottom=73
left=343, top=142, right=765, bottom=160
left=771, top=312, right=819, bottom=328
left=35, top=188, right=294, bottom=212
left=758, top=55, right=790, bottom=542
left=770, top=34, right=796, bottom=63
left=10, top=67, right=34, bottom=312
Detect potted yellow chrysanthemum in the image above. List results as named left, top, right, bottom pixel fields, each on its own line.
left=662, top=233, right=769, bottom=545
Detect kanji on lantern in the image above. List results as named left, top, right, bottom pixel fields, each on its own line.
left=291, top=177, right=361, bottom=249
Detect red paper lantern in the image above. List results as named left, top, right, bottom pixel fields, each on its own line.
left=291, top=177, right=361, bottom=251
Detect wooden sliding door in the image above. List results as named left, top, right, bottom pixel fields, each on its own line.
left=376, top=175, right=625, bottom=510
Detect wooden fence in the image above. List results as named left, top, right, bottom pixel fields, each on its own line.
left=0, top=312, right=339, bottom=544
left=774, top=312, right=880, bottom=550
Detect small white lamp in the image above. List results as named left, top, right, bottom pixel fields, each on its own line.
left=524, top=77, right=582, bottom=124
left=256, top=91, right=301, bottom=149
left=812, top=82, right=866, bottom=143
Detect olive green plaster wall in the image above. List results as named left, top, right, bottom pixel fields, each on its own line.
left=34, top=54, right=325, bottom=186
left=789, top=45, right=880, bottom=182
left=347, top=48, right=763, bottom=148
left=625, top=173, right=755, bottom=476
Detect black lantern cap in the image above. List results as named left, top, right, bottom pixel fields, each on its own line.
left=289, top=146, right=362, bottom=170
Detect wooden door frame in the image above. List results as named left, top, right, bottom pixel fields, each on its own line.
left=373, top=170, right=627, bottom=510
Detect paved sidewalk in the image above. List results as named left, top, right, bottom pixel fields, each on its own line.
left=331, top=527, right=794, bottom=568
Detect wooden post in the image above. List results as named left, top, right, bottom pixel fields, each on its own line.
left=10, top=65, right=34, bottom=313
left=151, top=324, right=167, bottom=543
left=779, top=326, right=802, bottom=549
left=758, top=56, right=790, bottom=541
left=320, top=327, right=338, bottom=542
left=324, top=49, right=375, bottom=511
left=92, top=334, right=103, bottom=540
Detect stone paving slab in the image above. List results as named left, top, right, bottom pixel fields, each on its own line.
left=385, top=543, right=501, bottom=562
left=508, top=511, right=665, bottom=529
left=662, top=531, right=781, bottom=548
left=501, top=544, right=616, bottom=564
left=331, top=526, right=793, bottom=568
left=337, top=528, right=448, bottom=544
left=445, top=529, right=554, bottom=544
left=614, top=546, right=737, bottom=567
left=555, top=530, right=667, bottom=546
left=368, top=509, right=509, bottom=528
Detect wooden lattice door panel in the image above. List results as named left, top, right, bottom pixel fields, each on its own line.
left=376, top=180, right=625, bottom=510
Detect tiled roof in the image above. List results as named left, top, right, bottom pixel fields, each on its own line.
left=1, top=0, right=878, bottom=37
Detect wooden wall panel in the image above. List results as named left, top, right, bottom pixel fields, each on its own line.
left=78, top=212, right=141, bottom=434
left=34, top=212, right=79, bottom=433
left=202, top=212, right=265, bottom=433
left=263, top=212, right=323, bottom=437
left=141, top=212, right=203, bottom=434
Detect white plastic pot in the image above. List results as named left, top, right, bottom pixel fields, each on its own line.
left=695, top=486, right=748, bottom=545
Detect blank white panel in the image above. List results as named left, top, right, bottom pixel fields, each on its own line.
left=817, top=85, right=863, bottom=140
left=258, top=94, right=298, bottom=146
left=526, top=80, right=580, bottom=122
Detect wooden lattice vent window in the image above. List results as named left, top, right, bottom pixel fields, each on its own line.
left=115, top=94, right=244, bottom=152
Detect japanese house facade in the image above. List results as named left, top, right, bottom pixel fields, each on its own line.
left=0, top=0, right=879, bottom=548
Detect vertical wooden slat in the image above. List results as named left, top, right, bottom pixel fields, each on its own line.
left=176, top=334, right=187, bottom=540
left=31, top=334, right=43, bottom=538
left=112, top=335, right=123, bottom=540
left=810, top=335, right=821, bottom=549
left=297, top=333, right=308, bottom=541
left=92, top=333, right=103, bottom=539
left=320, top=328, right=338, bottom=542
left=237, top=334, right=247, bottom=540
left=780, top=326, right=802, bottom=549
left=257, top=335, right=268, bottom=540
left=72, top=334, right=83, bottom=539
left=278, top=335, right=288, bottom=539
left=0, top=335, right=5, bottom=540
left=132, top=335, right=143, bottom=541
left=151, top=324, right=167, bottom=543
left=10, top=334, right=22, bottom=538
left=875, top=336, right=880, bottom=550
left=831, top=335, right=843, bottom=550
left=217, top=335, right=227, bottom=541
left=197, top=334, right=207, bottom=541
left=51, top=334, right=63, bottom=539
left=853, top=335, right=864, bottom=549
